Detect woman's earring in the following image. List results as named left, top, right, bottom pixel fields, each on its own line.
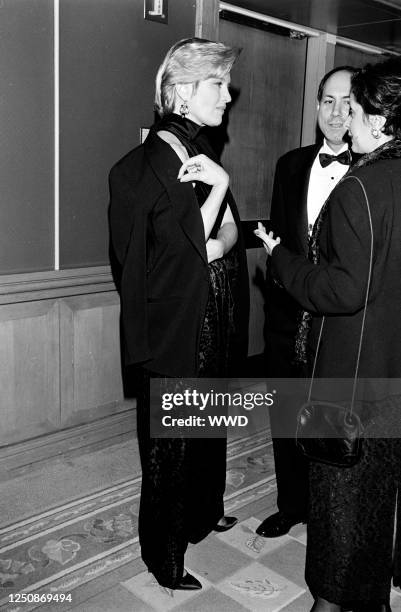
left=371, top=127, right=381, bottom=139
left=180, top=102, right=189, bottom=118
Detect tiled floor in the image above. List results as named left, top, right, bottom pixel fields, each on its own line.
left=63, top=505, right=401, bottom=612
left=62, top=508, right=314, bottom=612
left=118, top=518, right=310, bottom=612
left=4, top=420, right=401, bottom=611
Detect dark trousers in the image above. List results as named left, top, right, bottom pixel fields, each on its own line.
left=266, top=331, right=309, bottom=518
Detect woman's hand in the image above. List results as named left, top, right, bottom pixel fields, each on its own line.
left=178, top=154, right=229, bottom=189
left=254, top=222, right=281, bottom=256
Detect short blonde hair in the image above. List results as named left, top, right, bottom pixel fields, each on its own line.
left=155, top=37, right=240, bottom=116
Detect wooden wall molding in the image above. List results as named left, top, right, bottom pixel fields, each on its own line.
left=0, top=266, right=115, bottom=304
left=0, top=411, right=135, bottom=478
left=0, top=268, right=135, bottom=476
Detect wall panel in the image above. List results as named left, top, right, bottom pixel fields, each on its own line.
left=59, top=0, right=196, bottom=269
left=0, top=301, right=60, bottom=445
left=219, top=17, right=307, bottom=220
left=219, top=16, right=307, bottom=355
left=60, top=293, right=128, bottom=427
left=0, top=0, right=54, bottom=274
left=0, top=271, right=136, bottom=471
left=334, top=44, right=383, bottom=68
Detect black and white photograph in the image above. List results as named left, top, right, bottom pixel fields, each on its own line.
left=0, top=1, right=401, bottom=611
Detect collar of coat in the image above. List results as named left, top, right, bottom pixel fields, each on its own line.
left=353, top=138, right=401, bottom=169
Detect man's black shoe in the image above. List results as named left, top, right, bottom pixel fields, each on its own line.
left=255, top=512, right=305, bottom=538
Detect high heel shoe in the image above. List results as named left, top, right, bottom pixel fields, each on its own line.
left=174, top=571, right=202, bottom=590
left=214, top=516, right=238, bottom=532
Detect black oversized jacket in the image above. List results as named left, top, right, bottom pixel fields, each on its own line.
left=109, top=127, right=249, bottom=377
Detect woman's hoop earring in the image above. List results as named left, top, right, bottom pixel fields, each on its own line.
left=180, top=102, right=189, bottom=118
left=371, top=127, right=381, bottom=139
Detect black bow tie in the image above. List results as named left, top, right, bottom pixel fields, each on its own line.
left=319, top=150, right=351, bottom=168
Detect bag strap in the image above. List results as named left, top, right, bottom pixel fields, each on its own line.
left=307, top=175, right=374, bottom=417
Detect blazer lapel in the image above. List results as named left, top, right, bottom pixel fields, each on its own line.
left=293, top=145, right=320, bottom=256
left=145, top=131, right=207, bottom=265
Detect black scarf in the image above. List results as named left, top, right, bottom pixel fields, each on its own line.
left=294, top=138, right=401, bottom=365
left=155, top=112, right=211, bottom=157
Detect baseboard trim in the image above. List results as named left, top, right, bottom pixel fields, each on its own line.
left=0, top=407, right=136, bottom=478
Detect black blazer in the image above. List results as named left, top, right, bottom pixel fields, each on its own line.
left=265, top=145, right=319, bottom=372
left=265, top=144, right=357, bottom=374
left=109, top=128, right=248, bottom=377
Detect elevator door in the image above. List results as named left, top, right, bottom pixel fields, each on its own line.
left=219, top=15, right=308, bottom=356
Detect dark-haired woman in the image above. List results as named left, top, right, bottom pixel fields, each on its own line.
left=255, top=58, right=401, bottom=612
left=109, top=38, right=249, bottom=591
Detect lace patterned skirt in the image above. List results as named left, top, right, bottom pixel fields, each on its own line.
left=137, top=253, right=238, bottom=588
left=306, top=402, right=401, bottom=606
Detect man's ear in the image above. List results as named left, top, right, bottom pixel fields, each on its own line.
left=175, top=83, right=193, bottom=102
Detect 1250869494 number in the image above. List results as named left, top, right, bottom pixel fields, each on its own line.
left=9, top=593, right=72, bottom=603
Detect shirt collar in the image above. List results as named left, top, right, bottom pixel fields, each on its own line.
left=320, top=138, right=349, bottom=156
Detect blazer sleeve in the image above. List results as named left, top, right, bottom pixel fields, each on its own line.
left=267, top=158, right=286, bottom=286
left=109, top=163, right=152, bottom=366
left=269, top=157, right=286, bottom=236
left=109, top=165, right=137, bottom=267
left=271, top=177, right=372, bottom=315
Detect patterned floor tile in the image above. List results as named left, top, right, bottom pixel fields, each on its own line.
left=288, top=522, right=307, bottom=545
left=215, top=561, right=305, bottom=612
left=215, top=517, right=291, bottom=559
left=121, top=569, right=210, bottom=611
left=68, top=583, right=153, bottom=612
left=174, top=587, right=249, bottom=612
left=258, top=539, right=307, bottom=588
left=391, top=589, right=401, bottom=611
left=185, top=534, right=251, bottom=583
left=279, top=589, right=313, bottom=611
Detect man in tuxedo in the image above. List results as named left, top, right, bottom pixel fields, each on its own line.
left=257, top=65, right=357, bottom=538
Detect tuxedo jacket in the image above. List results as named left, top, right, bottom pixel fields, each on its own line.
left=109, top=127, right=249, bottom=377
left=266, top=144, right=356, bottom=374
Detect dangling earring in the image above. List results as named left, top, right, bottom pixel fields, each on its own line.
left=371, top=127, right=381, bottom=139
left=180, top=102, right=188, bottom=118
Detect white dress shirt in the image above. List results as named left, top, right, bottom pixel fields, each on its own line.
left=307, top=139, right=350, bottom=235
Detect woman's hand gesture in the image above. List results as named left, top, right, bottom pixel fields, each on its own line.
left=254, top=222, right=281, bottom=256
left=178, top=154, right=229, bottom=189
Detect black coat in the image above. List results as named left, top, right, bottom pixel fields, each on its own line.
left=272, top=140, right=401, bottom=379
left=109, top=128, right=249, bottom=377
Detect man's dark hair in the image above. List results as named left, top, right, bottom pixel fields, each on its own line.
left=317, top=65, right=357, bottom=102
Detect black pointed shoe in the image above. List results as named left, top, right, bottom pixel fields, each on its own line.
left=214, top=516, right=238, bottom=532
left=174, top=572, right=202, bottom=590
left=256, top=512, right=305, bottom=538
